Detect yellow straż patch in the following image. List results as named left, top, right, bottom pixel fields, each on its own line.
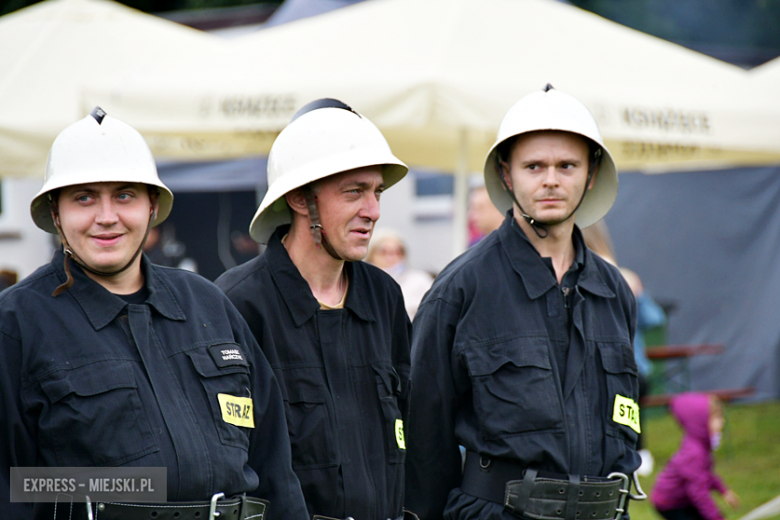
left=612, top=394, right=641, bottom=433
left=218, top=394, right=255, bottom=428
left=395, top=419, right=406, bottom=449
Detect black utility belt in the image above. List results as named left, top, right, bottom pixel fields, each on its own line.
left=461, top=452, right=633, bottom=520
left=313, top=514, right=407, bottom=520
left=76, top=493, right=269, bottom=520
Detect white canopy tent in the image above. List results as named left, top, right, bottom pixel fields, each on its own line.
left=84, top=0, right=780, bottom=169
left=0, top=0, right=224, bottom=179
left=751, top=55, right=780, bottom=74
left=81, top=0, right=780, bottom=251
left=750, top=55, right=780, bottom=89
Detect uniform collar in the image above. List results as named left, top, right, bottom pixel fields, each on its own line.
left=266, top=225, right=376, bottom=327
left=498, top=213, right=615, bottom=300
left=52, top=249, right=186, bottom=331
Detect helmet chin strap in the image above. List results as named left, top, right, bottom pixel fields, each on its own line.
left=301, top=185, right=343, bottom=261
left=495, top=148, right=601, bottom=239
left=49, top=197, right=157, bottom=297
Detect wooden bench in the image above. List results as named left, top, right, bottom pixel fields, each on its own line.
left=641, top=343, right=754, bottom=407
left=645, top=344, right=725, bottom=360
left=640, top=387, right=755, bottom=408
left=646, top=344, right=726, bottom=394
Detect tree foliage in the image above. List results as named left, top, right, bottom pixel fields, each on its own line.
left=1, top=0, right=281, bottom=16
left=3, top=0, right=779, bottom=56
left=569, top=0, right=780, bottom=51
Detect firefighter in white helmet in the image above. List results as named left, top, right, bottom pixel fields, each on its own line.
left=406, top=86, right=644, bottom=520
left=0, top=108, right=308, bottom=520
left=216, top=99, right=412, bottom=520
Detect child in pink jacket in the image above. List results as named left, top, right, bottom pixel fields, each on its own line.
left=651, top=393, right=739, bottom=520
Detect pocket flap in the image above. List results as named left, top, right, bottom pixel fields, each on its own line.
left=463, top=337, right=550, bottom=377
left=598, top=342, right=638, bottom=375
left=286, top=385, right=325, bottom=404
left=40, top=361, right=136, bottom=403
left=187, top=346, right=250, bottom=378
left=371, top=362, right=403, bottom=397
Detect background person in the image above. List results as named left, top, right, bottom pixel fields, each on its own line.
left=467, top=178, right=505, bottom=247
left=0, top=108, right=307, bottom=520
left=405, top=86, right=642, bottom=520
left=366, top=228, right=433, bottom=319
left=216, top=99, right=412, bottom=520
left=0, top=269, right=17, bottom=291
left=651, top=393, right=739, bottom=520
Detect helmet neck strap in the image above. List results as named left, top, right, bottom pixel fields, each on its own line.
left=495, top=148, right=601, bottom=239
left=49, top=197, right=157, bottom=298
left=495, top=159, right=548, bottom=239
left=301, top=185, right=343, bottom=261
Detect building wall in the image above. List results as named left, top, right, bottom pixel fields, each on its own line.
left=373, top=172, right=457, bottom=277
left=0, top=178, right=55, bottom=281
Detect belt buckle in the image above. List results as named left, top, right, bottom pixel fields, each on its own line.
left=209, top=492, right=226, bottom=520
left=85, top=495, right=94, bottom=520
left=606, top=473, right=631, bottom=520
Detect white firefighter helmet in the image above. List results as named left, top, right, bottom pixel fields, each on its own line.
left=31, top=107, right=173, bottom=234
left=483, top=86, right=618, bottom=229
left=249, top=100, right=408, bottom=244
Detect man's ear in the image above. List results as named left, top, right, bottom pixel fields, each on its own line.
left=50, top=207, right=60, bottom=228
left=285, top=189, right=309, bottom=217
left=500, top=161, right=513, bottom=192
left=587, top=166, right=598, bottom=190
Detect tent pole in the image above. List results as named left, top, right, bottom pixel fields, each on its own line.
left=453, top=128, right=469, bottom=258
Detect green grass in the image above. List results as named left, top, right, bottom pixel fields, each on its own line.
left=632, top=400, right=780, bottom=520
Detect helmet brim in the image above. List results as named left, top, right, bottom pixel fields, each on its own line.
left=249, top=160, right=407, bottom=244
left=31, top=175, right=173, bottom=234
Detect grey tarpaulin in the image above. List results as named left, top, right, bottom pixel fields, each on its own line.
left=157, top=157, right=268, bottom=193
left=605, top=166, right=780, bottom=401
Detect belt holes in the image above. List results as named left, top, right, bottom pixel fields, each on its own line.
left=609, top=491, right=614, bottom=496
left=150, top=513, right=158, bottom=519
left=577, top=512, right=581, bottom=517
left=173, top=514, right=180, bottom=519
left=557, top=510, right=563, bottom=515
left=234, top=509, right=239, bottom=515
left=591, top=512, right=597, bottom=517
left=606, top=511, right=611, bottom=517
left=194, top=513, right=201, bottom=518
left=578, top=491, right=584, bottom=497
left=595, top=492, right=601, bottom=497
left=559, top=488, right=565, bottom=494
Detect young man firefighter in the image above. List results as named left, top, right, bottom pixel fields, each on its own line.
left=216, top=100, right=412, bottom=520
left=0, top=108, right=308, bottom=520
left=405, top=86, right=645, bottom=520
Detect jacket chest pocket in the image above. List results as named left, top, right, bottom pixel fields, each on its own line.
left=463, top=337, right=563, bottom=440
left=38, top=360, right=158, bottom=467
left=187, top=345, right=252, bottom=452
left=598, top=342, right=640, bottom=445
left=373, top=363, right=406, bottom=464
left=280, top=372, right=338, bottom=470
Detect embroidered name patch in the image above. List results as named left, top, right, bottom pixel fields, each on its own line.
left=209, top=344, right=249, bottom=368
left=218, top=394, right=255, bottom=428
left=612, top=394, right=641, bottom=433
left=395, top=419, right=406, bottom=450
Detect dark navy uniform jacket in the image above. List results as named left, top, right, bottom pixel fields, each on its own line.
left=0, top=250, right=308, bottom=520
left=405, top=215, right=640, bottom=520
left=216, top=225, right=412, bottom=520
